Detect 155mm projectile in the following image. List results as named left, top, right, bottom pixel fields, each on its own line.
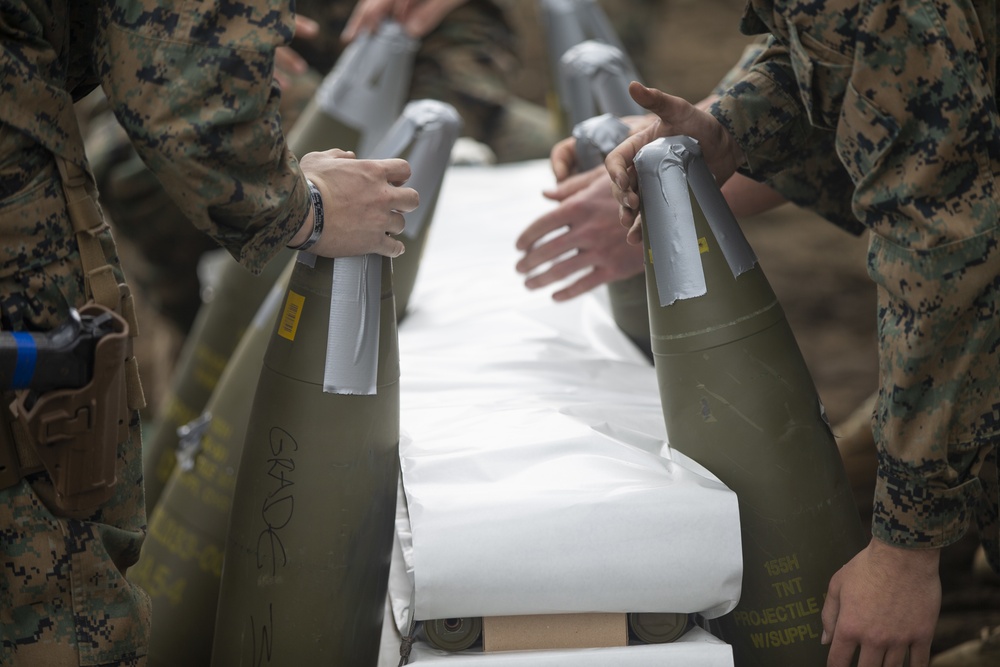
left=559, top=40, right=643, bottom=129
left=561, top=38, right=650, bottom=359
left=211, top=254, right=399, bottom=666
left=635, top=137, right=866, bottom=666
left=290, top=20, right=417, bottom=158
left=369, top=100, right=461, bottom=320
left=572, top=113, right=652, bottom=359
left=538, top=0, right=635, bottom=136
left=141, top=251, right=291, bottom=511
left=128, top=265, right=291, bottom=667
left=209, top=92, right=456, bottom=659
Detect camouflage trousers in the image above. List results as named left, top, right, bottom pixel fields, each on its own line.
left=0, top=159, right=150, bottom=666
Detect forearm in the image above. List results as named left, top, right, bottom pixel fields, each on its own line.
left=870, top=234, right=1000, bottom=548
left=98, top=0, right=309, bottom=273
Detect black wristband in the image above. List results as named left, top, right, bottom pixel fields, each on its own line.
left=288, top=178, right=324, bottom=251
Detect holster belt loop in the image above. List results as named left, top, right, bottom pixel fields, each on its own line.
left=54, top=156, right=121, bottom=312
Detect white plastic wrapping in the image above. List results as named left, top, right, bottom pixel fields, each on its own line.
left=402, top=417, right=742, bottom=619
left=378, top=161, right=743, bottom=665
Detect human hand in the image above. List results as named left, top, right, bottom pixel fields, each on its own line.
left=549, top=136, right=580, bottom=183
left=551, top=114, right=656, bottom=182
left=515, top=167, right=643, bottom=301
left=295, top=150, right=419, bottom=258
left=341, top=0, right=468, bottom=42
left=274, top=15, right=320, bottom=90
left=821, top=538, right=941, bottom=667
left=606, top=82, right=745, bottom=243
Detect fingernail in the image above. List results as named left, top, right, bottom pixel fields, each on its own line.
left=820, top=630, right=829, bottom=644
left=614, top=174, right=628, bottom=192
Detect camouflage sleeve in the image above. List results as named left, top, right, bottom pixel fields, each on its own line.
left=94, top=0, right=310, bottom=273
left=715, top=0, right=1000, bottom=549
left=709, top=37, right=861, bottom=234
left=708, top=40, right=768, bottom=99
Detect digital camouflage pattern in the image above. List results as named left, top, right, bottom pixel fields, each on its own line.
left=0, top=150, right=149, bottom=667
left=94, top=1, right=311, bottom=275
left=710, top=0, right=999, bottom=569
left=85, top=105, right=220, bottom=333
left=295, top=0, right=557, bottom=161
left=2, top=0, right=312, bottom=663
left=85, top=0, right=558, bottom=332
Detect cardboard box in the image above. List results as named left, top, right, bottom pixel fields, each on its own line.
left=483, top=614, right=627, bottom=652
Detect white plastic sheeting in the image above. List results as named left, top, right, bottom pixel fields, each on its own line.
left=381, top=160, right=742, bottom=665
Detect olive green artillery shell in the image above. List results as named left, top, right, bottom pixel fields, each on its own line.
left=640, top=182, right=866, bottom=666
left=286, top=96, right=362, bottom=158
left=142, top=251, right=293, bottom=512
left=369, top=99, right=461, bottom=321
left=391, top=189, right=441, bottom=322
left=538, top=0, right=629, bottom=137
left=571, top=114, right=651, bottom=360
left=128, top=262, right=292, bottom=667
left=607, top=272, right=652, bottom=361
left=210, top=256, right=400, bottom=666
left=141, top=77, right=372, bottom=512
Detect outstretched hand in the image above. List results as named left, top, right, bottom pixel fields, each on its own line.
left=606, top=82, right=745, bottom=242
left=296, top=150, right=419, bottom=258
left=515, top=167, right=644, bottom=301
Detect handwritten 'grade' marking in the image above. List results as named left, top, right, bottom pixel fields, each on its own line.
left=256, top=427, right=298, bottom=576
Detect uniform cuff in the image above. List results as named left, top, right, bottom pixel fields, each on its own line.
left=710, top=65, right=809, bottom=171
left=237, top=170, right=311, bottom=274
left=871, top=453, right=981, bottom=549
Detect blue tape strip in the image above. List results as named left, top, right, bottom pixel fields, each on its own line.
left=12, top=332, right=37, bottom=389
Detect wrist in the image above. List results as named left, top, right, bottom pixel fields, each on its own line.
left=288, top=178, right=324, bottom=251
left=869, top=536, right=941, bottom=573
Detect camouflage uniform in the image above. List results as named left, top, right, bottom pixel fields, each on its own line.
left=87, top=0, right=556, bottom=334
left=1, top=1, right=308, bottom=664
left=710, top=0, right=999, bottom=570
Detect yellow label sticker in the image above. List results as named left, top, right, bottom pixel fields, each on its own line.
left=279, top=291, right=305, bottom=341
left=698, top=237, right=709, bottom=253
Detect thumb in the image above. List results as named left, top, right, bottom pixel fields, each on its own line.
left=381, top=235, right=406, bottom=259
left=629, top=82, right=694, bottom=126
